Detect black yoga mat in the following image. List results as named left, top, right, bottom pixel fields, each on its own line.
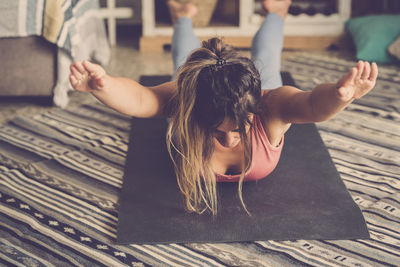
left=116, top=73, right=370, bottom=244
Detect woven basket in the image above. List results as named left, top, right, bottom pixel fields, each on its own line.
left=177, top=0, right=218, bottom=27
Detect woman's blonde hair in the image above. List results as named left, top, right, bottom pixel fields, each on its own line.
left=166, top=37, right=261, bottom=216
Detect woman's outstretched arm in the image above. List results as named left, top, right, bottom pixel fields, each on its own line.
left=265, top=61, right=378, bottom=124
left=69, top=60, right=176, bottom=118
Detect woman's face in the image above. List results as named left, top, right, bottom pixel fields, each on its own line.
left=212, top=115, right=253, bottom=148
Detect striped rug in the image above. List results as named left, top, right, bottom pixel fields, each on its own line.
left=0, top=52, right=399, bottom=266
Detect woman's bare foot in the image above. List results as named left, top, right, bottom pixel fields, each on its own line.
left=263, top=0, right=292, bottom=19
left=167, top=0, right=198, bottom=24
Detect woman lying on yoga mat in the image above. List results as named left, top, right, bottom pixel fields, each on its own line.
left=69, top=0, right=378, bottom=215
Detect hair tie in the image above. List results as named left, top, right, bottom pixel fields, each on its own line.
left=216, top=57, right=226, bottom=67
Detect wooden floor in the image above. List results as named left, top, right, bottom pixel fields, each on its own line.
left=140, top=35, right=342, bottom=52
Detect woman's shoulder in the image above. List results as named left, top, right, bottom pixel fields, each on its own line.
left=259, top=87, right=283, bottom=115
left=259, top=85, right=302, bottom=113
left=258, top=87, right=294, bottom=145
left=148, top=80, right=178, bottom=117
left=149, top=80, right=177, bottom=97
left=261, top=85, right=299, bottom=99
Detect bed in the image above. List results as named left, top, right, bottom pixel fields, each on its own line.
left=0, top=51, right=399, bottom=266
left=0, top=0, right=110, bottom=107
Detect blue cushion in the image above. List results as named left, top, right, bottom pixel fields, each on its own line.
left=345, top=15, right=400, bottom=63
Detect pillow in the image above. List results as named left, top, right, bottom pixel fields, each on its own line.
left=345, top=15, right=400, bottom=63
left=388, top=35, right=400, bottom=61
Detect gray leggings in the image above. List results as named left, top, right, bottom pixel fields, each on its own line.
left=171, top=13, right=284, bottom=89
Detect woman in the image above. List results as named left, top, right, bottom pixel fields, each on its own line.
left=69, top=0, right=378, bottom=215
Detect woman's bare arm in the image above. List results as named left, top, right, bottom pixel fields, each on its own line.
left=69, top=60, right=176, bottom=118
left=265, top=61, right=378, bottom=124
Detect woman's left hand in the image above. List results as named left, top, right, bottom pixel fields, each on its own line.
left=335, top=61, right=378, bottom=102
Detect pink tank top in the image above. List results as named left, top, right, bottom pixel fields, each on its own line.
left=215, top=114, right=284, bottom=182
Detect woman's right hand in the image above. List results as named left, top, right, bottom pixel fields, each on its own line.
left=69, top=60, right=107, bottom=92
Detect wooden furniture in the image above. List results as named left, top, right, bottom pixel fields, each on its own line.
left=99, top=0, right=134, bottom=46
left=140, top=0, right=352, bottom=51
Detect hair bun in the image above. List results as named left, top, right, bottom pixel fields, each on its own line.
left=202, top=37, right=234, bottom=60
